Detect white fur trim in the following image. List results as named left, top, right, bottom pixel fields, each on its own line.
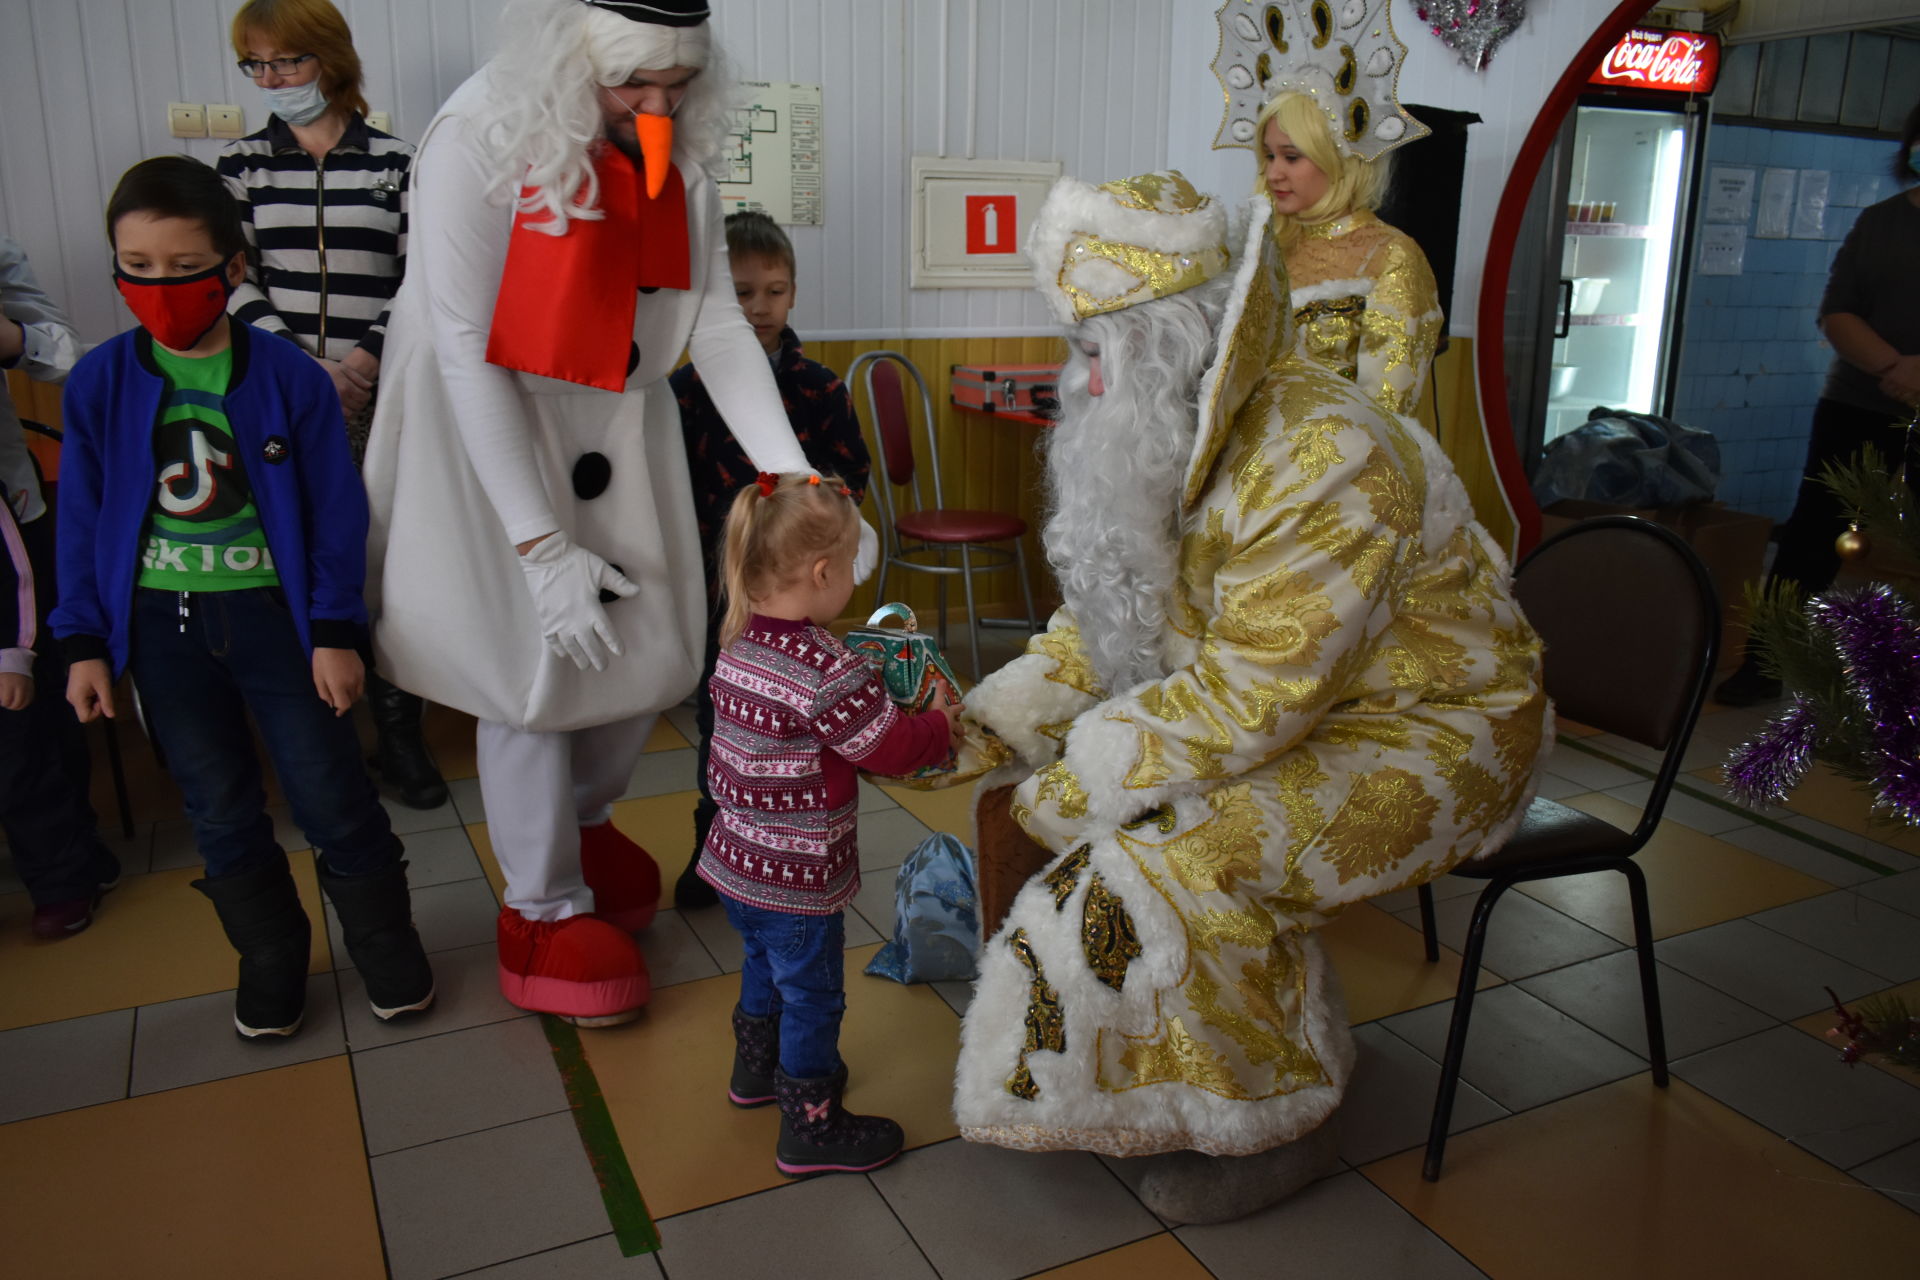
left=1289, top=277, right=1375, bottom=307
left=967, top=652, right=1102, bottom=770
left=1027, top=175, right=1230, bottom=326
left=957, top=827, right=1356, bottom=1158
left=1186, top=197, right=1274, bottom=502
left=1054, top=709, right=1197, bottom=830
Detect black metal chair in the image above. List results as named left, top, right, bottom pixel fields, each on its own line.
left=1415, top=515, right=1720, bottom=1181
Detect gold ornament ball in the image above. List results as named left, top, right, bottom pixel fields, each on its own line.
left=1835, top=526, right=1870, bottom=562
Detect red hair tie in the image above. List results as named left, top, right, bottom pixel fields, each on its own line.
left=755, top=472, right=779, bottom=498
left=807, top=474, right=821, bottom=486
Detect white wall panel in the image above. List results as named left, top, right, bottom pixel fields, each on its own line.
left=0, top=0, right=1174, bottom=342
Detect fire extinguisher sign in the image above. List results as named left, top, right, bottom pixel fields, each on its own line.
left=964, top=195, right=1018, bottom=255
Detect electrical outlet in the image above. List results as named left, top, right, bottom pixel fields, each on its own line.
left=207, top=104, right=245, bottom=139
left=168, top=102, right=207, bottom=138
left=366, top=110, right=391, bottom=132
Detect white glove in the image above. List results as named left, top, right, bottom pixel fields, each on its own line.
left=518, top=532, right=638, bottom=672
left=854, top=518, right=880, bottom=585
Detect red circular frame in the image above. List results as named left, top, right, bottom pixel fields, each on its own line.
left=1473, top=0, right=1659, bottom=554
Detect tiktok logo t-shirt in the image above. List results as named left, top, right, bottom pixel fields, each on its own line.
left=136, top=343, right=281, bottom=591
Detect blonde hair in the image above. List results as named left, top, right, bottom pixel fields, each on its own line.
left=717, top=473, right=859, bottom=650
left=1255, top=93, right=1390, bottom=249
left=232, top=0, right=369, bottom=120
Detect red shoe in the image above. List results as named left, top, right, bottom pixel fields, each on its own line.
left=579, top=822, right=661, bottom=933
left=495, top=908, right=650, bottom=1026
left=31, top=876, right=119, bottom=941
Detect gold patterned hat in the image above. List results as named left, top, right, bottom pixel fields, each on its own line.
left=1027, top=170, right=1232, bottom=325
left=1210, top=0, right=1428, bottom=162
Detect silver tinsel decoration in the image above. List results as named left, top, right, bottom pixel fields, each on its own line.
left=1411, top=0, right=1526, bottom=71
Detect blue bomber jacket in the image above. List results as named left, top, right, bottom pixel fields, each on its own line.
left=52, top=322, right=369, bottom=674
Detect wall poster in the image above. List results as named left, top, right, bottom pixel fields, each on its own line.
left=717, top=81, right=823, bottom=226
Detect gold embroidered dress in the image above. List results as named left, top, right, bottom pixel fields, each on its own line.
left=953, top=202, right=1548, bottom=1157
left=1286, top=210, right=1442, bottom=416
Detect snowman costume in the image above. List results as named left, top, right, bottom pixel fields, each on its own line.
left=363, top=0, right=811, bottom=1022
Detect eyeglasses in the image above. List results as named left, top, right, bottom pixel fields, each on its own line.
left=236, top=53, right=316, bottom=78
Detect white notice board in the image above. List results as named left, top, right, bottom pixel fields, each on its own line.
left=718, top=82, right=823, bottom=226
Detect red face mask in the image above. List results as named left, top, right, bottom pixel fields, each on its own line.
left=113, top=261, right=234, bottom=351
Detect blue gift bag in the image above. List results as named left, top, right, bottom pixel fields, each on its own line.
left=863, top=832, right=980, bottom=984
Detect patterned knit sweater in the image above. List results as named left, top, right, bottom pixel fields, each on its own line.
left=698, top=615, right=951, bottom=914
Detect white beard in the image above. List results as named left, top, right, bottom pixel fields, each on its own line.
left=1043, top=282, right=1225, bottom=695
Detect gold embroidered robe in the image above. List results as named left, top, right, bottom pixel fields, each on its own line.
left=952, top=348, right=1549, bottom=1158
left=1286, top=211, right=1442, bottom=416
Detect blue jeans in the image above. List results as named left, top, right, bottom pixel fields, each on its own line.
left=722, top=896, right=845, bottom=1079
left=128, top=588, right=400, bottom=880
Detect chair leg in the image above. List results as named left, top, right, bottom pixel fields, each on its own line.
left=1620, top=859, right=1669, bottom=1087
left=1423, top=880, right=1507, bottom=1182
left=1417, top=881, right=1439, bottom=963
left=101, top=716, right=136, bottom=841
left=1014, top=538, right=1039, bottom=638
left=936, top=555, right=950, bottom=650
left=957, top=544, right=982, bottom=683
left=873, top=552, right=891, bottom=608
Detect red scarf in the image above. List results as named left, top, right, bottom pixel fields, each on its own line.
left=486, top=143, right=691, bottom=392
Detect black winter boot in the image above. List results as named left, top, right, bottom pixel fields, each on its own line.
left=730, top=1009, right=849, bottom=1107
left=193, top=856, right=312, bottom=1039
left=320, top=861, right=436, bottom=1020
left=368, top=674, right=449, bottom=810
left=774, top=1069, right=903, bottom=1178
left=729, top=1005, right=779, bottom=1107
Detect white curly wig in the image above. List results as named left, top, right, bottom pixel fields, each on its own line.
left=471, top=0, right=734, bottom=234
left=1043, top=273, right=1230, bottom=695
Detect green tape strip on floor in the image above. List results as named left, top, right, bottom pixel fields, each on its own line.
left=1554, top=735, right=1898, bottom=876
left=542, top=1014, right=661, bottom=1256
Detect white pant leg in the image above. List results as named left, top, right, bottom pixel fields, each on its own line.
left=477, top=718, right=594, bottom=922
left=572, top=714, right=657, bottom=827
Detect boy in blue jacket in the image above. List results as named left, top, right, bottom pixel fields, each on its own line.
left=55, top=156, right=433, bottom=1039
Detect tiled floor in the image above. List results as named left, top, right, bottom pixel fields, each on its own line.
left=4, top=635, right=1920, bottom=1278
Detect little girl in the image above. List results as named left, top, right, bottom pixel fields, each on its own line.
left=697, top=471, right=959, bottom=1178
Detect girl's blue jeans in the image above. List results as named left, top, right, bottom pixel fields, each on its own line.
left=722, top=896, right=845, bottom=1079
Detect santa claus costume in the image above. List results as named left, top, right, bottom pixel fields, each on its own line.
left=362, top=0, right=817, bottom=1024
left=945, top=170, right=1551, bottom=1191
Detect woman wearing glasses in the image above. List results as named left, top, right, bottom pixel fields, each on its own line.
left=219, top=0, right=446, bottom=811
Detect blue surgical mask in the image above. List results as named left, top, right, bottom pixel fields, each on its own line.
left=262, top=79, right=329, bottom=127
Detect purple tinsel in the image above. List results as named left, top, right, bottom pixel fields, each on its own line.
left=1726, top=696, right=1820, bottom=808
left=1807, top=585, right=1920, bottom=825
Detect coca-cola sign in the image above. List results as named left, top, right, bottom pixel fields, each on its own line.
left=1588, top=29, right=1722, bottom=95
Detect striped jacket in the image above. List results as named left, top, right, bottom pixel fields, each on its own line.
left=217, top=113, right=411, bottom=362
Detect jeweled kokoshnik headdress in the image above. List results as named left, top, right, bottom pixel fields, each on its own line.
left=1210, top=0, right=1428, bottom=161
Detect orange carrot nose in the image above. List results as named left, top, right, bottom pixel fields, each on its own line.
left=635, top=112, right=674, bottom=199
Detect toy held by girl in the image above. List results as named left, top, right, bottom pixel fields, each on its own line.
left=697, top=471, right=961, bottom=1177
left=54, top=156, right=433, bottom=1039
